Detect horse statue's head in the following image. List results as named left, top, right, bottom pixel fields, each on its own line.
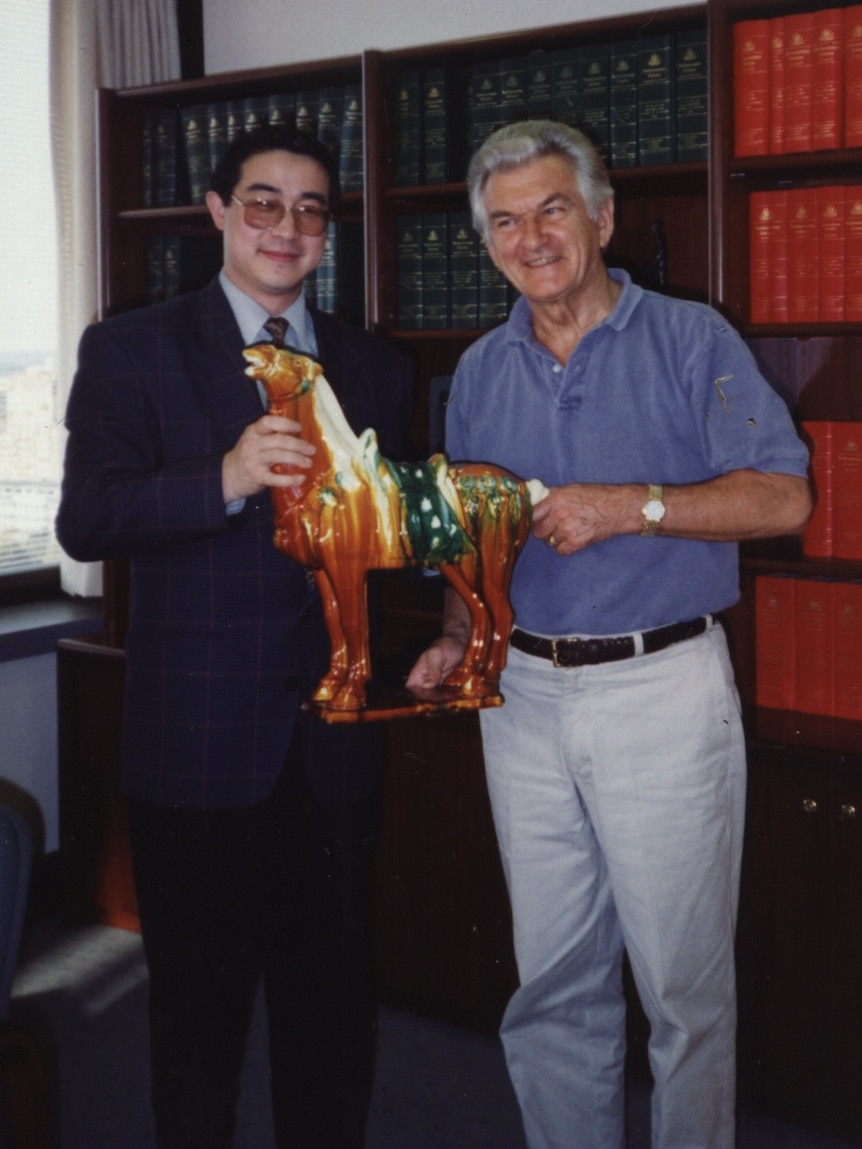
left=243, top=343, right=323, bottom=403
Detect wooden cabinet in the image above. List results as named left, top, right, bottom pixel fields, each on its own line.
left=57, top=2, right=862, bottom=1137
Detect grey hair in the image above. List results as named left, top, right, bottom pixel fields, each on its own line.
left=467, top=120, right=614, bottom=240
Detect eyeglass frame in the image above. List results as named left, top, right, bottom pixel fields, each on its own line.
left=230, top=193, right=332, bottom=236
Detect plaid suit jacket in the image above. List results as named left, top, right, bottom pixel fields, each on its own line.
left=57, top=277, right=414, bottom=807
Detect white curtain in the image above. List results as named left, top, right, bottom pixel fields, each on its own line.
left=51, top=0, right=181, bottom=597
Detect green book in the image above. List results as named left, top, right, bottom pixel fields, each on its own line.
left=449, top=211, right=479, bottom=329
left=180, top=103, right=210, bottom=204
left=579, top=41, right=612, bottom=159
left=206, top=102, right=228, bottom=176
left=610, top=39, right=639, bottom=170
left=392, top=70, right=421, bottom=186
left=317, top=86, right=343, bottom=164
left=242, top=93, right=269, bottom=135
left=266, top=91, right=296, bottom=132
left=478, top=245, right=509, bottom=329
left=163, top=236, right=181, bottom=298
left=338, top=83, right=364, bottom=192
left=315, top=225, right=338, bottom=314
left=420, top=213, right=449, bottom=329
left=525, top=51, right=553, bottom=120
left=551, top=46, right=581, bottom=129
left=469, top=59, right=503, bottom=151
left=294, top=89, right=319, bottom=139
left=637, top=33, right=675, bottom=166
left=396, top=215, right=423, bottom=329
left=674, top=27, right=708, bottom=163
left=141, top=109, right=155, bottom=208
left=154, top=107, right=179, bottom=207
left=225, top=101, right=244, bottom=144
left=422, top=68, right=449, bottom=184
left=146, top=235, right=165, bottom=303
left=500, top=56, right=527, bottom=124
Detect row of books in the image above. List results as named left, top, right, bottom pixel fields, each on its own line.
left=393, top=29, right=708, bottom=185
left=734, top=7, right=862, bottom=157
left=749, top=185, right=862, bottom=324
left=145, top=223, right=364, bottom=323
left=801, top=421, right=862, bottom=560
left=755, top=574, right=862, bottom=720
left=396, top=213, right=516, bottom=331
left=142, top=84, right=364, bottom=209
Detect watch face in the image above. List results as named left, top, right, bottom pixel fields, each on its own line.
left=644, top=499, right=665, bottom=521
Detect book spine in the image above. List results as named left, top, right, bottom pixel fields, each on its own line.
left=832, top=422, right=862, bottom=560
left=786, top=186, right=819, bottom=323
left=794, top=578, right=836, bottom=717
left=142, top=110, right=155, bottom=208
left=817, top=184, right=845, bottom=324
left=811, top=8, right=843, bottom=153
left=154, top=107, right=179, bottom=207
left=674, top=26, right=709, bottom=164
left=338, top=83, right=364, bottom=193
left=449, top=210, right=479, bottom=329
left=392, top=70, right=421, bottom=187
left=834, top=581, right=862, bottom=721
left=765, top=188, right=789, bottom=324
left=419, top=213, right=450, bottom=329
left=550, top=46, right=581, bottom=130
left=294, top=90, right=319, bottom=139
left=163, top=236, right=181, bottom=299
left=317, top=86, right=344, bottom=167
left=478, top=246, right=509, bottom=329
left=146, top=235, right=166, bottom=304
left=801, top=420, right=834, bottom=558
left=225, top=101, right=244, bottom=144
left=180, top=103, right=210, bottom=205
left=610, top=39, right=639, bottom=170
left=733, top=19, right=770, bottom=158
left=266, top=92, right=296, bottom=132
left=783, top=10, right=814, bottom=154
left=579, top=40, right=612, bottom=161
left=845, top=190, right=862, bottom=322
left=242, top=93, right=269, bottom=135
left=749, top=191, right=773, bottom=326
left=469, top=59, right=504, bottom=152
left=500, top=56, right=527, bottom=125
left=315, top=225, right=338, bottom=314
left=206, top=102, right=228, bottom=177
left=422, top=68, right=449, bottom=185
left=637, top=33, right=675, bottom=166
left=395, top=216, right=423, bottom=330
left=755, top=573, right=797, bottom=711
left=845, top=7, right=862, bottom=148
left=525, top=51, right=554, bottom=121
left=769, top=17, right=786, bottom=155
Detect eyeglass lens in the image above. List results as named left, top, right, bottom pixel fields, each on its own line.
left=233, top=196, right=329, bottom=236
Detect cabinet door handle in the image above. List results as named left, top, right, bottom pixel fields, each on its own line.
left=802, top=798, right=818, bottom=815
left=839, top=804, right=857, bottom=821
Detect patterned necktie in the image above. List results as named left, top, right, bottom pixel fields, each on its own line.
left=263, top=316, right=289, bottom=347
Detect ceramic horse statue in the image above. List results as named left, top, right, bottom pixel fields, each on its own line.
left=243, top=342, right=547, bottom=720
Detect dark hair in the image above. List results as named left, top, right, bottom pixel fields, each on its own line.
left=210, top=124, right=340, bottom=213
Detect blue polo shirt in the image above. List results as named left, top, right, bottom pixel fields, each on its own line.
left=446, top=269, right=809, bottom=636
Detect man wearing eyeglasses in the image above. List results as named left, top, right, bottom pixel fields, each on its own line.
left=57, top=125, right=413, bottom=1149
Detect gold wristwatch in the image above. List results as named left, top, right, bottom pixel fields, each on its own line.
left=641, top=484, right=666, bottom=537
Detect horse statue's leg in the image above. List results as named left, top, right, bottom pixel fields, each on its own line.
left=315, top=561, right=374, bottom=712
left=309, top=566, right=350, bottom=704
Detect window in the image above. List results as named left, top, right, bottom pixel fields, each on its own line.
left=0, top=0, right=60, bottom=583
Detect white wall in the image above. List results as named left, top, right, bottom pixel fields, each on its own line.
left=204, top=0, right=693, bottom=74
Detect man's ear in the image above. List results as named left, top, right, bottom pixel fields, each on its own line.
left=206, top=189, right=226, bottom=233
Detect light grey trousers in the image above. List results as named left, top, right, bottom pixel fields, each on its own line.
left=480, top=621, right=745, bottom=1149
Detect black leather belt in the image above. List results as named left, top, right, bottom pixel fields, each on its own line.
left=509, top=616, right=710, bottom=668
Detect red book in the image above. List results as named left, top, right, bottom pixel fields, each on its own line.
left=767, top=188, right=789, bottom=323
left=845, top=190, right=862, bottom=321
left=755, top=574, right=797, bottom=711
left=734, top=19, right=770, bottom=157
left=802, top=421, right=834, bottom=558
left=817, top=184, right=845, bottom=323
left=749, top=191, right=772, bottom=325
left=811, top=8, right=843, bottom=152
left=794, top=578, right=836, bottom=716
left=786, top=186, right=820, bottom=323
left=783, top=10, right=814, bottom=154
left=834, top=581, right=862, bottom=721
left=844, top=6, right=862, bottom=148
left=832, top=422, right=862, bottom=560
left=769, top=17, right=786, bottom=154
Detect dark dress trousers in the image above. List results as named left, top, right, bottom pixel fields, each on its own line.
left=56, top=277, right=415, bottom=1149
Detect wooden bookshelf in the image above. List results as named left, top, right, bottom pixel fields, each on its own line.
left=57, top=4, right=862, bottom=1139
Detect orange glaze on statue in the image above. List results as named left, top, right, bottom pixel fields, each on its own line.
left=243, top=343, right=546, bottom=720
